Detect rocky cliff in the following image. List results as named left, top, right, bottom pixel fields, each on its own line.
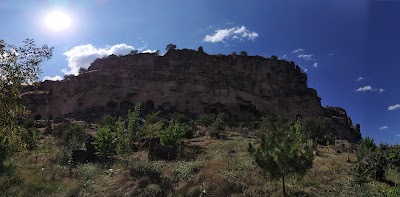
left=22, top=47, right=361, bottom=142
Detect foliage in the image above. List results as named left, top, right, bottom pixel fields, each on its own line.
left=248, top=116, right=314, bottom=196
left=78, top=67, right=88, bottom=74
left=21, top=119, right=39, bottom=150
left=196, top=114, right=214, bottom=127
left=160, top=122, right=186, bottom=147
left=52, top=123, right=86, bottom=152
left=115, top=121, right=131, bottom=156
left=166, top=43, right=177, bottom=51
left=129, top=49, right=138, bottom=55
left=142, top=111, right=165, bottom=138
left=270, top=55, right=278, bottom=60
left=240, top=51, right=248, bottom=56
left=231, top=51, right=237, bottom=56
left=354, top=138, right=395, bottom=184
left=301, top=117, right=337, bottom=145
left=93, top=127, right=117, bottom=162
left=128, top=102, right=142, bottom=138
left=63, top=74, right=74, bottom=80
left=99, top=115, right=118, bottom=130
left=0, top=39, right=53, bottom=164
left=210, top=113, right=228, bottom=138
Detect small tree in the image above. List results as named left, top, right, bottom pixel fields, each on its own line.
left=231, top=51, right=237, bottom=56
left=0, top=39, right=53, bottom=168
left=94, top=127, right=117, bottom=163
left=160, top=122, right=185, bottom=147
left=270, top=55, right=278, bottom=60
left=52, top=123, right=86, bottom=155
left=166, top=43, right=177, bottom=51
left=129, top=49, right=139, bottom=55
left=240, top=51, right=248, bottom=56
left=210, top=113, right=228, bottom=138
left=248, top=116, right=314, bottom=197
left=78, top=67, right=88, bottom=74
left=128, top=102, right=142, bottom=138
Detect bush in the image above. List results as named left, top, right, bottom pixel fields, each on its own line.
left=270, top=55, right=278, bottom=60
left=99, top=115, right=118, bottom=130
left=240, top=51, right=248, bottom=56
left=210, top=113, right=228, bottom=138
left=128, top=102, right=142, bottom=138
left=52, top=123, right=86, bottom=152
left=93, top=127, right=117, bottom=162
left=196, top=114, right=214, bottom=127
left=160, top=123, right=186, bottom=147
left=21, top=119, right=39, bottom=150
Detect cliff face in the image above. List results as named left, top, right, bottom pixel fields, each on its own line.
left=22, top=48, right=361, bottom=142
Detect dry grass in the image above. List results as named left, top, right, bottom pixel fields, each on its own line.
left=1, top=133, right=398, bottom=196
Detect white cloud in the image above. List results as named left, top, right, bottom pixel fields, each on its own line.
left=142, top=49, right=157, bottom=53
left=379, top=126, right=389, bottom=130
left=281, top=55, right=288, bottom=59
left=356, top=77, right=365, bottom=81
left=379, top=88, right=385, bottom=93
left=355, top=86, right=373, bottom=92
left=42, top=75, right=63, bottom=81
left=388, top=104, right=400, bottom=111
left=328, top=53, right=334, bottom=56
left=297, top=54, right=313, bottom=61
left=292, top=48, right=304, bottom=53
left=397, top=134, right=400, bottom=137
left=312, top=62, right=318, bottom=68
left=303, top=68, right=308, bottom=72
left=62, top=44, right=135, bottom=75
left=204, top=26, right=258, bottom=43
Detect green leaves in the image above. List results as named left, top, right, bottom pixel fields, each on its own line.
left=0, top=39, right=53, bottom=159
left=249, top=116, right=315, bottom=195
left=94, top=127, right=117, bottom=162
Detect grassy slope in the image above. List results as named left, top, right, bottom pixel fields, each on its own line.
left=1, top=131, right=398, bottom=197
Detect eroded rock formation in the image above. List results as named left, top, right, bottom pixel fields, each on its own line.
left=22, top=48, right=361, bottom=142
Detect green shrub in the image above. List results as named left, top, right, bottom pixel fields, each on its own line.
left=99, top=115, right=118, bottom=130
left=128, top=102, right=142, bottom=138
left=21, top=119, right=39, bottom=150
left=93, top=127, right=117, bottom=162
left=52, top=123, right=86, bottom=152
left=210, top=113, right=228, bottom=138
left=160, top=123, right=186, bottom=147
left=196, top=114, right=214, bottom=127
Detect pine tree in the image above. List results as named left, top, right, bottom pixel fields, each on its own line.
left=249, top=116, right=314, bottom=197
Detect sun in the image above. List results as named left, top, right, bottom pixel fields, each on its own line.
left=44, top=10, right=72, bottom=31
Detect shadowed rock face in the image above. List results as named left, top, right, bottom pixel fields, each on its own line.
left=22, top=48, right=361, bottom=142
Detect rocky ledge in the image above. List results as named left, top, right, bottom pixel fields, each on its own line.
left=22, top=47, right=361, bottom=142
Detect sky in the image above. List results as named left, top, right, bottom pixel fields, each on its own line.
left=1, top=0, right=399, bottom=144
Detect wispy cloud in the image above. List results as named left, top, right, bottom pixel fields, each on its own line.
left=312, top=62, right=318, bottom=68
left=396, top=134, right=400, bottom=137
left=42, top=75, right=63, bottom=81
left=355, top=86, right=373, bottom=92
left=292, top=48, right=304, bottom=53
left=379, top=88, right=385, bottom=93
left=297, top=54, right=313, bottom=61
left=328, top=53, right=334, bottom=56
left=388, top=104, right=400, bottom=111
left=356, top=77, right=365, bottom=81
left=379, top=126, right=389, bottom=130
left=204, top=25, right=258, bottom=43
left=281, top=54, right=288, bottom=59
left=304, top=68, right=308, bottom=72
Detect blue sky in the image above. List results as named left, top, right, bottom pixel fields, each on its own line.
left=1, top=0, right=399, bottom=144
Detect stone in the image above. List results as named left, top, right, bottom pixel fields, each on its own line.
left=22, top=48, right=361, bottom=142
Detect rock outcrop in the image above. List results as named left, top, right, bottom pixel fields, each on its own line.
left=22, top=48, right=361, bottom=142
